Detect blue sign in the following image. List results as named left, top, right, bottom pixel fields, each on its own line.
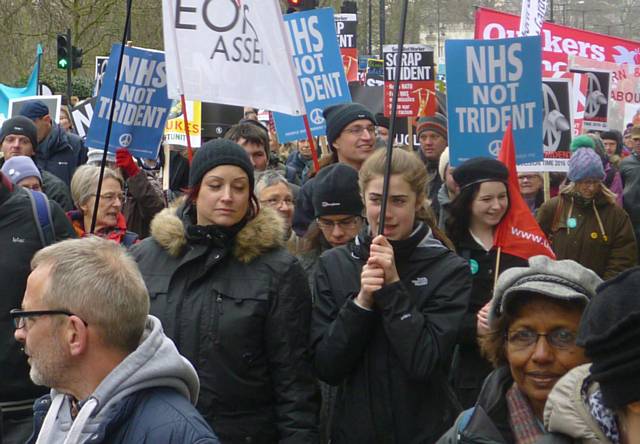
left=446, top=36, right=543, bottom=166
left=86, top=44, right=172, bottom=159
left=273, top=8, right=351, bottom=143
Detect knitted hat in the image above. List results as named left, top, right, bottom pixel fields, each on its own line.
left=323, top=103, right=376, bottom=150
left=416, top=113, right=448, bottom=139
left=189, top=139, right=254, bottom=191
left=312, top=163, right=363, bottom=218
left=438, top=147, right=450, bottom=181
left=569, top=135, right=595, bottom=152
left=0, top=155, right=42, bottom=185
left=452, top=157, right=508, bottom=190
left=86, top=148, right=116, bottom=165
left=0, top=116, right=38, bottom=149
left=489, top=255, right=602, bottom=328
left=567, top=148, right=605, bottom=182
left=18, top=100, right=51, bottom=121
left=577, top=267, right=640, bottom=409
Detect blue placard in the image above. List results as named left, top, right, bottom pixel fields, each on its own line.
left=273, top=8, right=351, bottom=143
left=445, top=36, right=543, bottom=166
left=86, top=44, right=172, bottom=159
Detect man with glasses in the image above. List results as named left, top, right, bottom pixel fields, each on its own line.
left=0, top=170, right=74, bottom=444
left=13, top=237, right=218, bottom=443
left=620, top=126, right=640, bottom=258
left=292, top=102, right=376, bottom=237
left=256, top=171, right=299, bottom=251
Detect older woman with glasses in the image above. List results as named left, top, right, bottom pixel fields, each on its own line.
left=67, top=165, right=138, bottom=246
left=437, top=255, right=602, bottom=444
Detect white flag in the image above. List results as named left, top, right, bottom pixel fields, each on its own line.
left=519, top=0, right=548, bottom=36
left=162, top=0, right=305, bottom=115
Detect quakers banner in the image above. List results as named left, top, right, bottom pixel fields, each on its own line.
left=383, top=44, right=435, bottom=118
left=273, top=8, right=351, bottom=143
left=164, top=99, right=202, bottom=148
left=446, top=36, right=544, bottom=166
left=475, top=7, right=640, bottom=72
left=519, top=0, right=547, bottom=36
left=86, top=44, right=172, bottom=159
left=335, top=13, right=358, bottom=82
left=162, top=0, right=304, bottom=115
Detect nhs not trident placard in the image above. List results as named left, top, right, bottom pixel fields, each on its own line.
left=446, top=36, right=543, bottom=166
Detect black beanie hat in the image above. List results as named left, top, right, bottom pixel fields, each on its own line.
left=312, top=163, right=363, bottom=218
left=0, top=116, right=38, bottom=150
left=189, top=139, right=255, bottom=192
left=323, top=103, right=376, bottom=150
left=374, top=113, right=390, bottom=129
left=452, top=157, right=509, bottom=190
left=577, top=266, right=640, bottom=409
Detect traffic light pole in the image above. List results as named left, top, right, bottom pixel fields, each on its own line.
left=66, top=28, right=72, bottom=104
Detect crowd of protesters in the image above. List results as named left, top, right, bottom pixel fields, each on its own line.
left=2, top=96, right=640, bottom=444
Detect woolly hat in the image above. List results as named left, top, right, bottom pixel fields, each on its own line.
left=567, top=148, right=605, bottom=182
left=489, top=255, right=602, bottom=328
left=0, top=116, right=38, bottom=149
left=189, top=139, right=254, bottom=191
left=0, top=155, right=42, bottom=185
left=452, top=157, right=508, bottom=190
left=438, top=147, right=450, bottom=181
left=312, top=163, right=363, bottom=218
left=86, top=148, right=116, bottom=165
left=569, top=134, right=595, bottom=152
left=577, top=267, right=640, bottom=409
left=416, top=113, right=448, bottom=139
left=18, top=100, right=50, bottom=121
left=323, top=103, right=376, bottom=150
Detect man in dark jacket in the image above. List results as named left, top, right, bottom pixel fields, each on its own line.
left=416, top=113, right=448, bottom=218
left=0, top=116, right=73, bottom=211
left=0, top=171, right=75, bottom=444
left=15, top=237, right=218, bottom=444
left=19, top=100, right=87, bottom=187
left=620, top=126, right=640, bottom=258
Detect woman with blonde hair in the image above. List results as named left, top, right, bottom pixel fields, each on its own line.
left=311, top=148, right=471, bottom=443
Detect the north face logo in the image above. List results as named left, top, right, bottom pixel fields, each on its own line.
left=411, top=277, right=429, bottom=287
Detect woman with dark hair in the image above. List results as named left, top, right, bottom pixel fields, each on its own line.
left=131, top=139, right=318, bottom=443
left=446, top=157, right=528, bottom=409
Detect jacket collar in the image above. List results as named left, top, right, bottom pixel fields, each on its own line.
left=150, top=202, right=286, bottom=263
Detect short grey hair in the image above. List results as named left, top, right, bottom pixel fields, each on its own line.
left=31, top=237, right=149, bottom=352
left=70, top=165, right=124, bottom=209
left=255, top=170, right=290, bottom=195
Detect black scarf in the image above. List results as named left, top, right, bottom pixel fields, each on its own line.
left=182, top=203, right=248, bottom=250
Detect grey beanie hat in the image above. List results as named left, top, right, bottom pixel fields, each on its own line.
left=488, top=255, right=603, bottom=328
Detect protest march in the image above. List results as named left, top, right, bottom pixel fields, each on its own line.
left=2, top=1, right=640, bottom=443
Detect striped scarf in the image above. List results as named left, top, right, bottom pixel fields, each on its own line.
left=506, top=383, right=545, bottom=444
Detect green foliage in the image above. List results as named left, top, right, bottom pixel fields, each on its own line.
left=40, top=72, right=95, bottom=100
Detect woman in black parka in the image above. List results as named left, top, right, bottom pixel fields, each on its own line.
left=310, top=148, right=472, bottom=443
left=131, top=140, right=318, bottom=443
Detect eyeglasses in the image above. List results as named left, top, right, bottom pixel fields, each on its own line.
left=506, top=328, right=577, bottom=351
left=9, top=309, right=86, bottom=330
left=261, top=197, right=294, bottom=207
left=342, top=125, right=376, bottom=137
left=518, top=175, right=540, bottom=182
left=316, top=216, right=361, bottom=230
left=94, top=192, right=125, bottom=203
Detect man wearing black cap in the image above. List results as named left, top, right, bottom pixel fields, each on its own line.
left=19, top=100, right=87, bottom=187
left=292, top=102, right=377, bottom=236
left=0, top=117, right=73, bottom=211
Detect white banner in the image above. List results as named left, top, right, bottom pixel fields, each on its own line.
left=519, top=0, right=548, bottom=36
left=162, top=0, right=305, bottom=116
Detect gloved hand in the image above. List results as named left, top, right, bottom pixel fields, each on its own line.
left=116, top=147, right=140, bottom=178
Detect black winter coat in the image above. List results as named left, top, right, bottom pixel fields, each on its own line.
left=36, top=124, right=86, bottom=187
left=311, top=225, right=472, bottom=444
left=0, top=177, right=75, bottom=406
left=130, top=204, right=318, bottom=444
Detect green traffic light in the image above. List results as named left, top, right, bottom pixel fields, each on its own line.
left=58, top=59, right=68, bottom=69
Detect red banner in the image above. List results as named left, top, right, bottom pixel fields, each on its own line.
left=475, top=7, right=640, bottom=72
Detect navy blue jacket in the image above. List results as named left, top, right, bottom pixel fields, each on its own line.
left=28, top=387, right=219, bottom=444
left=36, top=124, right=87, bottom=187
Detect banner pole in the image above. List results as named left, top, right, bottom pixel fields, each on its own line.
left=179, top=95, right=194, bottom=164
left=378, top=0, right=410, bottom=236
left=303, top=115, right=321, bottom=172
left=543, top=171, right=551, bottom=202
left=90, top=0, right=133, bottom=234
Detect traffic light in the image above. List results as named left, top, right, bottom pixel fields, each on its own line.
left=341, top=1, right=357, bottom=13
left=57, top=34, right=69, bottom=69
left=287, top=0, right=317, bottom=11
left=72, top=46, right=83, bottom=69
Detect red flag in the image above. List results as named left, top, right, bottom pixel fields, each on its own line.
left=494, top=122, right=556, bottom=259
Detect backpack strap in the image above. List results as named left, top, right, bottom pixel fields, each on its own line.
left=121, top=231, right=139, bottom=248
left=27, top=190, right=55, bottom=247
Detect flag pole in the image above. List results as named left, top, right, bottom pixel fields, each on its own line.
left=493, top=246, right=502, bottom=289
left=378, top=0, right=410, bottom=235
left=90, top=0, right=133, bottom=234
left=179, top=95, right=194, bottom=164
left=303, top=115, right=320, bottom=172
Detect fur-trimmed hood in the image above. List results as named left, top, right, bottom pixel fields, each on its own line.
left=150, top=202, right=286, bottom=263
